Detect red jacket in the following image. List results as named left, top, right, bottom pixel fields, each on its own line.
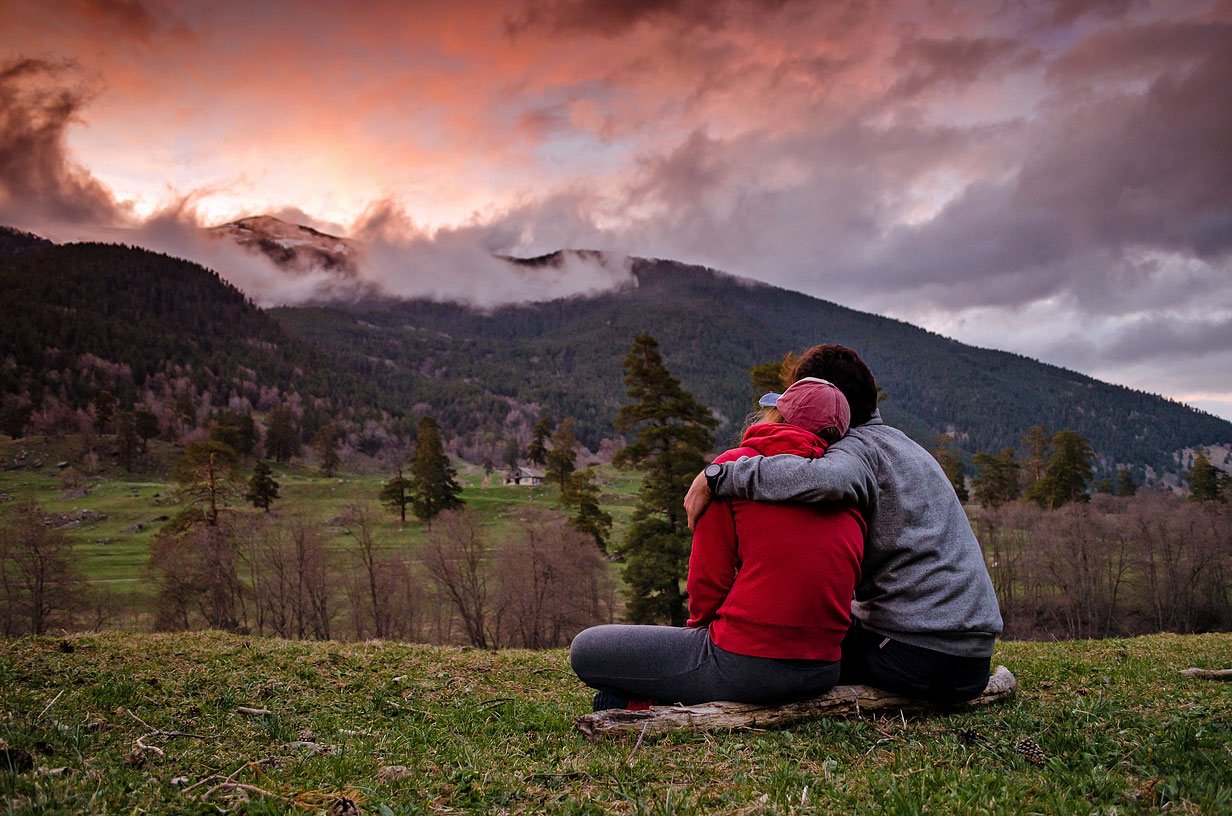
left=687, top=423, right=866, bottom=661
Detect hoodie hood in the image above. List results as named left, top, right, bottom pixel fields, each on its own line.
left=738, top=422, right=830, bottom=459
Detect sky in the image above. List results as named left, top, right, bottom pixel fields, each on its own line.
left=2, top=0, right=1231, bottom=420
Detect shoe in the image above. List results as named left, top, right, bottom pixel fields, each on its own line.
left=592, top=692, right=654, bottom=712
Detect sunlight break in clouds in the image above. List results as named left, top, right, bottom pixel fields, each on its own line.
left=0, top=0, right=1229, bottom=417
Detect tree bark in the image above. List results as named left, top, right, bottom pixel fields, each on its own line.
left=575, top=665, right=1017, bottom=740
left=1179, top=668, right=1232, bottom=680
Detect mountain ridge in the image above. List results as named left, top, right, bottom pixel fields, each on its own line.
left=2, top=226, right=1228, bottom=480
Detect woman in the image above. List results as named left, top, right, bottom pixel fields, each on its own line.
left=570, top=377, right=865, bottom=708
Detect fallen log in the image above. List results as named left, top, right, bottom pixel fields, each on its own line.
left=575, top=665, right=1016, bottom=740
left=1179, top=668, right=1232, bottom=681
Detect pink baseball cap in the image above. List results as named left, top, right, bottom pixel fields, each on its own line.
left=759, top=377, right=851, bottom=438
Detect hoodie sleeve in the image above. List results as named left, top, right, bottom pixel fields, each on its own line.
left=713, top=437, right=878, bottom=508
left=686, top=500, right=739, bottom=629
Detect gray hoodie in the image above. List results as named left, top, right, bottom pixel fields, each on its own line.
left=712, top=410, right=1003, bottom=657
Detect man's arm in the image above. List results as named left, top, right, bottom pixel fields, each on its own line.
left=686, top=441, right=877, bottom=529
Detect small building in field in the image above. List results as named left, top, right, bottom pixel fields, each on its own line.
left=504, top=466, right=545, bottom=486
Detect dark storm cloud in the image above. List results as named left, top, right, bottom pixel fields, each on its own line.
left=0, top=58, right=124, bottom=228
left=855, top=24, right=1232, bottom=310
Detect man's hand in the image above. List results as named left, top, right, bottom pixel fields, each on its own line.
left=685, top=469, right=712, bottom=531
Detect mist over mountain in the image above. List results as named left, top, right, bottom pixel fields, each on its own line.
left=273, top=254, right=1232, bottom=480
left=3, top=229, right=1228, bottom=480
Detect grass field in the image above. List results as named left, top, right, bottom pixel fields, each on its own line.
left=1, top=632, right=1230, bottom=814
left=0, top=436, right=643, bottom=606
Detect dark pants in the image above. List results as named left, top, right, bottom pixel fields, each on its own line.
left=569, top=624, right=841, bottom=706
left=839, top=618, right=991, bottom=704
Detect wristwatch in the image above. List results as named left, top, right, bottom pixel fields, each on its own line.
left=704, top=463, right=723, bottom=493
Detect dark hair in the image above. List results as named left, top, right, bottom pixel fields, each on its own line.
left=787, top=344, right=878, bottom=426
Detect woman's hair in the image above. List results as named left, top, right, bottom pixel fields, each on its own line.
left=743, top=405, right=783, bottom=433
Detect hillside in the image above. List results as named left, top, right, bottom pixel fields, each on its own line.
left=2, top=632, right=1229, bottom=813
left=274, top=255, right=1232, bottom=479
left=0, top=240, right=395, bottom=439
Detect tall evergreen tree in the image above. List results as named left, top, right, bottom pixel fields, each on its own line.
left=0, top=399, right=32, bottom=440
left=408, top=416, right=464, bottom=524
left=379, top=464, right=412, bottom=524
left=92, top=389, right=116, bottom=434
left=115, top=410, right=138, bottom=472
left=545, top=417, right=578, bottom=489
left=614, top=333, right=717, bottom=626
left=173, top=440, right=240, bottom=526
left=562, top=468, right=613, bottom=551
left=1028, top=430, right=1093, bottom=509
left=501, top=437, right=521, bottom=472
left=265, top=405, right=300, bottom=463
left=314, top=422, right=341, bottom=476
left=525, top=414, right=553, bottom=466
left=932, top=435, right=968, bottom=502
left=972, top=448, right=1021, bottom=508
left=134, top=406, right=159, bottom=453
left=1021, top=424, right=1051, bottom=492
left=246, top=460, right=280, bottom=511
left=1188, top=451, right=1227, bottom=502
left=1115, top=468, right=1137, bottom=497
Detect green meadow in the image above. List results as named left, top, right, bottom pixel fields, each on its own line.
left=0, top=435, right=642, bottom=612
left=1, top=632, right=1230, bottom=814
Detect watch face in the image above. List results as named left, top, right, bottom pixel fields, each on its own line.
left=705, top=464, right=722, bottom=478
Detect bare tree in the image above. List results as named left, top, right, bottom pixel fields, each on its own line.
left=243, top=514, right=335, bottom=639
left=495, top=509, right=616, bottom=648
left=340, top=502, right=392, bottom=639
left=149, top=513, right=248, bottom=632
left=0, top=497, right=85, bottom=635
left=421, top=509, right=493, bottom=648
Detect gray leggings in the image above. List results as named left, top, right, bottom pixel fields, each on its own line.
left=569, top=624, right=840, bottom=706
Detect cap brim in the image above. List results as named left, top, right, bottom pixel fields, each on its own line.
left=758, top=393, right=780, bottom=408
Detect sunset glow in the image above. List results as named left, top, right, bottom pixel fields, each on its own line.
left=2, top=0, right=1230, bottom=417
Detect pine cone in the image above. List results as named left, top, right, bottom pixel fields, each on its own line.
left=1015, top=738, right=1047, bottom=766
left=329, top=796, right=360, bottom=816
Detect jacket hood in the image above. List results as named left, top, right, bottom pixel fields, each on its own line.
left=739, top=422, right=830, bottom=458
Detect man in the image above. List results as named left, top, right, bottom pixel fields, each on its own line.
left=684, top=344, right=1002, bottom=702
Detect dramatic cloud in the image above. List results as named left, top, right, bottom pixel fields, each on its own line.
left=0, top=59, right=125, bottom=228
left=0, top=0, right=1229, bottom=417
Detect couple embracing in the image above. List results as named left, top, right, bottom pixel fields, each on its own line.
left=571, top=344, right=1003, bottom=710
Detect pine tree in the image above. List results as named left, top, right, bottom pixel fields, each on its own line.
left=545, top=417, right=578, bottom=489
left=972, top=448, right=1021, bottom=508
left=1028, top=430, right=1093, bottom=509
left=0, top=399, right=33, bottom=440
left=408, top=416, right=464, bottom=524
left=1115, top=468, right=1137, bottom=497
left=173, top=440, right=240, bottom=526
left=1188, top=451, right=1227, bottom=502
left=115, top=410, right=138, bottom=472
left=614, top=333, right=717, bottom=625
left=501, top=438, right=521, bottom=472
left=265, top=405, right=300, bottom=463
left=134, top=406, right=159, bottom=453
left=379, top=464, right=412, bottom=524
left=1021, top=424, right=1051, bottom=493
left=525, top=414, right=553, bottom=466
left=562, top=468, right=613, bottom=551
left=246, top=460, right=280, bottom=511
left=932, top=435, right=968, bottom=502
left=314, top=422, right=341, bottom=476
left=92, top=390, right=116, bottom=434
